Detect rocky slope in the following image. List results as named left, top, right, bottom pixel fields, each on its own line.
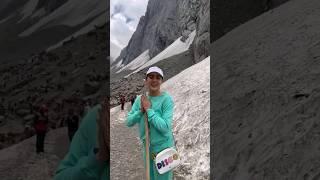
left=113, top=0, right=209, bottom=67
left=0, top=23, right=108, bottom=150
left=212, top=0, right=320, bottom=179
left=211, top=0, right=290, bottom=42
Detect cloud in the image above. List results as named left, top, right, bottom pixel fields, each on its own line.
left=110, top=0, right=148, bottom=49
left=124, top=15, right=134, bottom=23
left=110, top=41, right=122, bottom=62
left=111, top=4, right=125, bottom=18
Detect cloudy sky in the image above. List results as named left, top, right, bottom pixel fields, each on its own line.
left=110, top=0, right=149, bottom=60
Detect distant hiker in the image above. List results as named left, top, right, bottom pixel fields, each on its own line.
left=54, top=97, right=109, bottom=179
left=130, top=95, right=136, bottom=106
left=120, top=95, right=125, bottom=110
left=40, top=104, right=48, bottom=115
left=66, top=109, right=79, bottom=142
left=59, top=114, right=66, bottom=128
left=33, top=107, right=49, bottom=154
left=79, top=101, right=85, bottom=118
left=84, top=100, right=92, bottom=115
left=126, top=66, right=175, bottom=180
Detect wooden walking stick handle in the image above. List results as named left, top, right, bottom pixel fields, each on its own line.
left=144, top=113, right=150, bottom=180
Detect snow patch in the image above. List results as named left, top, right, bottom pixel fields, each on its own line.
left=46, top=12, right=106, bottom=52
left=0, top=13, right=14, bottom=24
left=18, top=0, right=39, bottom=22
left=30, top=7, right=46, bottom=18
left=71, top=12, right=106, bottom=37
left=126, top=30, right=196, bottom=78
left=19, top=0, right=105, bottom=37
left=113, top=59, right=124, bottom=70
left=162, top=56, right=210, bottom=179
left=116, top=50, right=150, bottom=73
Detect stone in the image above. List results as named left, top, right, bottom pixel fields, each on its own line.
left=16, top=109, right=30, bottom=117
left=23, top=114, right=35, bottom=123
left=83, top=81, right=101, bottom=96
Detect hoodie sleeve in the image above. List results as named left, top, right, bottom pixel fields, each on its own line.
left=126, top=96, right=143, bottom=127
left=147, top=95, right=174, bottom=134
left=54, top=107, right=107, bottom=180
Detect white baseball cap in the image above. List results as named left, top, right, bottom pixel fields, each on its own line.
left=146, top=66, right=164, bottom=78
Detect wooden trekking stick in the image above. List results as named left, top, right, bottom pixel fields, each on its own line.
left=143, top=79, right=150, bottom=180
left=144, top=112, right=150, bottom=180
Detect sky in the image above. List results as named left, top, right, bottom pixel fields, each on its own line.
left=110, top=0, right=149, bottom=60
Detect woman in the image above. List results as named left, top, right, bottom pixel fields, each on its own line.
left=126, top=66, right=175, bottom=180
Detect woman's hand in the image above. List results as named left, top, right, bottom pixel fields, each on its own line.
left=141, top=95, right=151, bottom=113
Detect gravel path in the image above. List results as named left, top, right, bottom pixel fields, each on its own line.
left=0, top=128, right=69, bottom=180
left=110, top=103, right=144, bottom=180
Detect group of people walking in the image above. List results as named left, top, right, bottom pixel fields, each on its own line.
left=119, top=94, right=137, bottom=110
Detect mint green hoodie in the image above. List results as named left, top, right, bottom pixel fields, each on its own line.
left=54, top=105, right=109, bottom=180
left=126, top=91, right=174, bottom=153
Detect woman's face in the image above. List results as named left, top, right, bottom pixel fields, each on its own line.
left=145, top=72, right=163, bottom=93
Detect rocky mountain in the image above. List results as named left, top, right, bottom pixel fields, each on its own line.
left=109, top=30, right=198, bottom=108
left=0, top=0, right=107, bottom=62
left=212, top=0, right=320, bottom=179
left=113, top=0, right=209, bottom=68
left=193, top=0, right=210, bottom=62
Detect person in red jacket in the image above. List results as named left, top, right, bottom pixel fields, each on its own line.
left=34, top=105, right=49, bottom=154
left=120, top=95, right=125, bottom=110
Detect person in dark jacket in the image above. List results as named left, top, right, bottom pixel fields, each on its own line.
left=120, top=95, right=125, bottom=110
left=130, top=95, right=136, bottom=106
left=66, top=108, right=79, bottom=142
left=33, top=107, right=48, bottom=154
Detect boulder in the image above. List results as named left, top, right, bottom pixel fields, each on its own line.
left=16, top=109, right=30, bottom=117
left=83, top=81, right=101, bottom=96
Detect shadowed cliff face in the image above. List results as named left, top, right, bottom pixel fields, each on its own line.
left=115, top=0, right=179, bottom=66
left=35, top=0, right=68, bottom=12
left=211, top=0, right=290, bottom=42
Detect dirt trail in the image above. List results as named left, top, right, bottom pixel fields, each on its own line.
left=0, top=128, right=69, bottom=180
left=110, top=103, right=144, bottom=180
